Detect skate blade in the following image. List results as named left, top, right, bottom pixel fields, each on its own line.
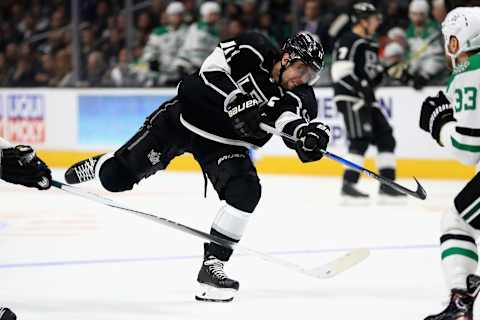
left=195, top=283, right=237, bottom=302
left=377, top=195, right=408, bottom=206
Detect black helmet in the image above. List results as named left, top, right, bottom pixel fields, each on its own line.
left=281, top=32, right=324, bottom=72
left=351, top=2, right=380, bottom=24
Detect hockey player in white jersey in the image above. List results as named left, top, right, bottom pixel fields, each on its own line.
left=0, top=137, right=51, bottom=320
left=419, top=7, right=480, bottom=320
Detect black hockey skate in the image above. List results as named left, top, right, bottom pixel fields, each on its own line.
left=425, top=274, right=480, bottom=320
left=378, top=183, right=407, bottom=205
left=64, top=154, right=104, bottom=184
left=195, top=244, right=239, bottom=302
left=341, top=182, right=369, bottom=205
left=0, top=308, right=16, bottom=320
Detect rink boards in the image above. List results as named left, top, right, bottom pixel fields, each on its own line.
left=0, top=87, right=474, bottom=179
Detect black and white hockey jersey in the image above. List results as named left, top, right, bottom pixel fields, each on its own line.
left=331, top=31, right=383, bottom=103
left=178, top=31, right=319, bottom=149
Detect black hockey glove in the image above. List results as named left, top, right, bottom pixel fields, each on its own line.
left=225, top=93, right=267, bottom=139
left=0, top=145, right=52, bottom=190
left=295, top=122, right=330, bottom=163
left=419, top=91, right=456, bottom=145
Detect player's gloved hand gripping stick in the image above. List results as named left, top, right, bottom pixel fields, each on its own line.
left=259, top=123, right=427, bottom=200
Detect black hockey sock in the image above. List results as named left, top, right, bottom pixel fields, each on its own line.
left=379, top=168, right=395, bottom=180
left=343, top=169, right=360, bottom=184
left=207, top=229, right=238, bottom=261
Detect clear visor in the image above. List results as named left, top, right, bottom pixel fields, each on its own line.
left=289, top=60, right=321, bottom=86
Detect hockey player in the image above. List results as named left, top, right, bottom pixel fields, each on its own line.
left=0, top=137, right=51, bottom=320
left=64, top=32, right=330, bottom=302
left=331, top=2, right=406, bottom=202
left=420, top=7, right=480, bottom=320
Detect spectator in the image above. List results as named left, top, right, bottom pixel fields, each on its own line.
left=298, top=0, right=332, bottom=54
left=406, top=0, right=445, bottom=89
left=182, top=0, right=197, bottom=25
left=30, top=0, right=49, bottom=33
left=50, top=8, right=66, bottom=31
left=0, top=53, right=11, bottom=86
left=4, top=43, right=18, bottom=68
left=224, top=18, right=246, bottom=39
left=224, top=1, right=242, bottom=20
left=219, top=1, right=242, bottom=39
left=34, top=53, right=54, bottom=86
left=108, top=48, right=142, bottom=87
left=378, top=1, right=409, bottom=35
left=84, top=51, right=109, bottom=87
left=379, top=26, right=407, bottom=58
left=432, top=0, right=447, bottom=23
left=93, top=1, right=110, bottom=37
left=387, top=27, right=408, bottom=49
left=382, top=41, right=407, bottom=86
left=51, top=49, right=74, bottom=87
left=174, top=2, right=221, bottom=77
left=255, top=12, right=279, bottom=46
left=143, top=1, right=188, bottom=86
left=80, top=26, right=100, bottom=65
left=383, top=41, right=406, bottom=67
left=17, top=14, right=41, bottom=41
left=101, top=28, right=125, bottom=67
left=240, top=0, right=258, bottom=29
left=136, top=12, right=153, bottom=47
left=9, top=43, right=36, bottom=87
left=0, top=23, right=23, bottom=51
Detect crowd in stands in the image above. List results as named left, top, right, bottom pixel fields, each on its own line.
left=0, top=0, right=455, bottom=87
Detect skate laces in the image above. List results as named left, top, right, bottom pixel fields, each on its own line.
left=205, top=257, right=227, bottom=280
left=74, top=157, right=97, bottom=182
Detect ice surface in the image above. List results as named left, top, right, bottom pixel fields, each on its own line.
left=0, top=169, right=470, bottom=319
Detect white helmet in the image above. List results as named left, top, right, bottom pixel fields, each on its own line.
left=442, top=7, right=480, bottom=67
left=200, top=1, right=221, bottom=18
left=409, top=0, right=430, bottom=15
left=166, top=1, right=185, bottom=15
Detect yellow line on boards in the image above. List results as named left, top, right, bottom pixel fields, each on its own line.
left=37, top=150, right=474, bottom=180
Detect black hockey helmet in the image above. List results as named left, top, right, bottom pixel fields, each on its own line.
left=351, top=2, right=381, bottom=24
left=282, top=32, right=324, bottom=72
left=280, top=32, right=324, bottom=85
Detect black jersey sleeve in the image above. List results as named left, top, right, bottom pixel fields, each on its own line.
left=266, top=85, right=320, bottom=149
left=331, top=35, right=383, bottom=102
left=199, top=32, right=279, bottom=107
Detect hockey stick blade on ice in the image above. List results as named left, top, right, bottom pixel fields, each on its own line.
left=260, top=123, right=427, bottom=200
left=51, top=180, right=369, bottom=279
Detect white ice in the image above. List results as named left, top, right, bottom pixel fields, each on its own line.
left=0, top=169, right=471, bottom=319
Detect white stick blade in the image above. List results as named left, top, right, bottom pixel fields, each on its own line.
left=307, top=248, right=370, bottom=279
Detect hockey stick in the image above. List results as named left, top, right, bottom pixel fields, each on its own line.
left=51, top=179, right=369, bottom=279
left=260, top=123, right=427, bottom=200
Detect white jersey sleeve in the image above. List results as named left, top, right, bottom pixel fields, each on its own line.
left=440, top=56, right=480, bottom=165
